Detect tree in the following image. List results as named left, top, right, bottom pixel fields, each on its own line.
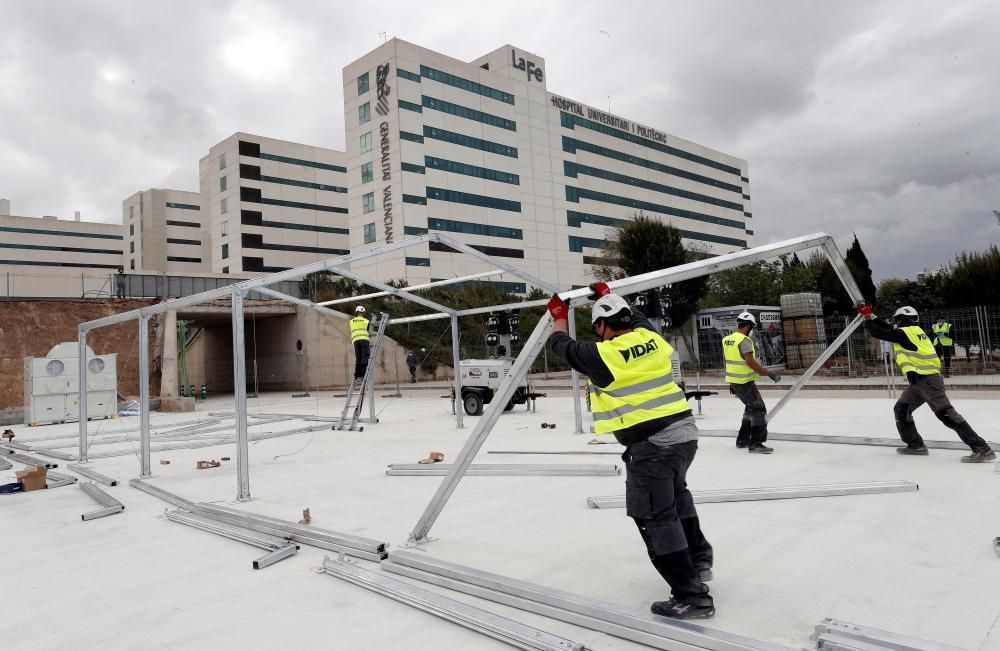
left=593, top=215, right=708, bottom=329
left=875, top=277, right=944, bottom=312
left=845, top=234, right=878, bottom=304
left=939, top=244, right=1000, bottom=307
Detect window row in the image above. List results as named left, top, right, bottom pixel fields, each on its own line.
left=397, top=69, right=421, bottom=83
left=429, top=278, right=527, bottom=294
left=423, top=126, right=517, bottom=158
left=421, top=96, right=516, bottom=131
left=565, top=186, right=744, bottom=230
left=0, top=226, right=122, bottom=241
left=240, top=233, right=348, bottom=255
left=165, top=201, right=200, bottom=211
left=167, top=238, right=201, bottom=246
left=419, top=65, right=514, bottom=105
left=403, top=194, right=427, bottom=205
left=240, top=210, right=349, bottom=234
left=427, top=217, right=522, bottom=240
left=168, top=256, right=202, bottom=263
left=260, top=152, right=347, bottom=173
left=426, top=186, right=520, bottom=212
left=401, top=162, right=425, bottom=174
left=567, top=214, right=748, bottom=248
left=0, top=258, right=119, bottom=270
left=260, top=175, right=347, bottom=193
left=398, top=99, right=422, bottom=113
left=166, top=219, right=200, bottom=228
left=0, top=241, right=122, bottom=256
left=559, top=113, right=741, bottom=177
left=428, top=240, right=524, bottom=259
left=424, top=156, right=519, bottom=185
left=240, top=186, right=348, bottom=214
left=564, top=161, right=744, bottom=212
left=563, top=136, right=742, bottom=194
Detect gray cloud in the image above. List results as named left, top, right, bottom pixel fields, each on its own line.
left=1, top=0, right=998, bottom=280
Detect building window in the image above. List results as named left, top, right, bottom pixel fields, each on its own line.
left=221, top=220, right=229, bottom=236
left=129, top=241, right=135, bottom=253
left=405, top=257, right=430, bottom=267
left=360, top=132, right=372, bottom=154
left=221, top=197, right=228, bottom=214
left=222, top=266, right=229, bottom=274
left=363, top=222, right=376, bottom=244
left=358, top=72, right=369, bottom=95
left=239, top=163, right=262, bottom=180
left=220, top=175, right=227, bottom=192
left=220, top=153, right=227, bottom=170
left=130, top=260, right=135, bottom=270
left=361, top=161, right=374, bottom=184
left=222, top=243, right=229, bottom=260
left=424, top=156, right=518, bottom=185
left=129, top=224, right=134, bottom=236
left=128, top=206, right=134, bottom=220
left=421, top=95, right=516, bottom=131
left=359, top=102, right=371, bottom=124
left=425, top=187, right=520, bottom=212
left=362, top=192, right=375, bottom=214
left=422, top=126, right=517, bottom=158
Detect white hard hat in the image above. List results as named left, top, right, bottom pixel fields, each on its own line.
left=591, top=294, right=631, bottom=325
left=736, top=311, right=756, bottom=325
left=355, top=305, right=366, bottom=314
left=893, top=306, right=918, bottom=319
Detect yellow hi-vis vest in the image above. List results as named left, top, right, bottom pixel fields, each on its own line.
left=589, top=328, right=688, bottom=434
left=932, top=322, right=953, bottom=347
left=722, top=331, right=759, bottom=384
left=894, top=326, right=940, bottom=376
left=349, top=316, right=370, bottom=343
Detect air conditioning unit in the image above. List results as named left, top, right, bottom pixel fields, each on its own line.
left=24, top=342, right=117, bottom=426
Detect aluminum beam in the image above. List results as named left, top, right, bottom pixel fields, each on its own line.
left=389, top=469, right=620, bottom=477
left=431, top=233, right=560, bottom=294
left=80, top=482, right=124, bottom=520
left=139, top=314, right=152, bottom=478
left=164, top=509, right=299, bottom=570
left=0, top=458, right=11, bottom=471
left=319, top=264, right=457, bottom=316
left=253, top=544, right=299, bottom=570
left=231, top=287, right=250, bottom=501
left=0, top=446, right=58, bottom=469
left=316, top=270, right=503, bottom=306
left=390, top=463, right=621, bottom=471
left=69, top=464, right=119, bottom=486
left=409, top=232, right=855, bottom=543
left=130, top=479, right=197, bottom=509
left=78, top=330, right=88, bottom=462
left=813, top=618, right=964, bottom=651
left=586, top=480, right=919, bottom=509
left=452, top=315, right=463, bottom=428
left=567, top=307, right=583, bottom=434
left=254, top=287, right=352, bottom=320
left=699, top=430, right=1000, bottom=452
left=386, top=551, right=791, bottom=651
left=45, top=470, right=78, bottom=488
left=322, top=557, right=588, bottom=651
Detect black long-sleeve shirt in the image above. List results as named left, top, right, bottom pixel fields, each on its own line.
left=864, top=317, right=921, bottom=382
left=548, top=311, right=691, bottom=444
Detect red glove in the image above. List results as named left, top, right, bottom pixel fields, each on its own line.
left=588, top=282, right=611, bottom=300
left=547, top=294, right=570, bottom=321
left=855, top=302, right=873, bottom=316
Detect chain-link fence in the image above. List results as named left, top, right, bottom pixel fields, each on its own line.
left=697, top=305, right=999, bottom=384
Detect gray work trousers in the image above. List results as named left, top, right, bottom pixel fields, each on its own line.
left=730, top=381, right=767, bottom=445
left=894, top=374, right=989, bottom=452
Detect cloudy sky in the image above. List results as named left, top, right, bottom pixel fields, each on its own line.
left=2, top=0, right=998, bottom=280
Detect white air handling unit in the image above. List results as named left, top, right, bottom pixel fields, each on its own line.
left=24, top=342, right=117, bottom=425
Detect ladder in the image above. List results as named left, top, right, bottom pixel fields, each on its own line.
left=336, top=313, right=388, bottom=431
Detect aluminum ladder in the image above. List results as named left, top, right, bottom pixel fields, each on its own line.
left=336, top=312, right=388, bottom=431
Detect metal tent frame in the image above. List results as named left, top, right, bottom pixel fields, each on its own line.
left=76, top=233, right=568, bottom=501
left=408, top=232, right=866, bottom=543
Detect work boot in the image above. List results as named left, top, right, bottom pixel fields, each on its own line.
left=961, top=449, right=996, bottom=463
left=651, top=597, right=715, bottom=620
left=896, top=446, right=929, bottom=456
left=748, top=443, right=773, bottom=454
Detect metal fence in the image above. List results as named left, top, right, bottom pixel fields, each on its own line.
left=698, top=305, right=999, bottom=384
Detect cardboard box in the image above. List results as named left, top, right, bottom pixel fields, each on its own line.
left=16, top=466, right=47, bottom=491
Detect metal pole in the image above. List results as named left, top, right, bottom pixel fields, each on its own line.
left=231, top=288, right=251, bottom=501
left=844, top=316, right=852, bottom=377
left=975, top=306, right=988, bottom=367
left=410, top=312, right=552, bottom=543
left=368, top=343, right=377, bottom=424
left=451, top=316, right=463, bottom=429
left=767, top=314, right=865, bottom=423
left=78, top=329, right=89, bottom=463
left=567, top=308, right=583, bottom=434
left=139, top=315, right=152, bottom=478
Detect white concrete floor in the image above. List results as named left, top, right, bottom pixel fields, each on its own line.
left=2, top=389, right=998, bottom=650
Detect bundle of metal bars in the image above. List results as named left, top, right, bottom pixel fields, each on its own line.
left=386, top=463, right=621, bottom=477
left=586, top=480, right=920, bottom=509
left=321, top=557, right=591, bottom=650
left=0, top=446, right=58, bottom=469
left=383, top=551, right=790, bottom=650
left=164, top=509, right=298, bottom=570
left=812, top=618, right=965, bottom=650
left=130, top=479, right=388, bottom=561
left=80, top=482, right=124, bottom=520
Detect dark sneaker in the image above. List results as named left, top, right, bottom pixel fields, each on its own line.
left=735, top=441, right=749, bottom=449
left=651, top=598, right=715, bottom=620
left=961, top=450, right=996, bottom=463
left=697, top=568, right=713, bottom=582
left=748, top=444, right=773, bottom=454
left=896, top=446, right=929, bottom=456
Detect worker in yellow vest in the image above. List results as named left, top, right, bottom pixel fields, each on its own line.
left=932, top=318, right=954, bottom=378
left=722, top=311, right=781, bottom=454
left=350, top=306, right=371, bottom=381
left=857, top=303, right=995, bottom=462
left=547, top=282, right=714, bottom=620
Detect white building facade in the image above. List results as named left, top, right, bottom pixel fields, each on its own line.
left=122, top=189, right=205, bottom=273
left=343, top=39, right=752, bottom=291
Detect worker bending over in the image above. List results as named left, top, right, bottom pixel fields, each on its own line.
left=722, top=312, right=781, bottom=454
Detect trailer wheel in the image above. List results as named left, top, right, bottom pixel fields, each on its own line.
left=463, top=393, right=484, bottom=416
